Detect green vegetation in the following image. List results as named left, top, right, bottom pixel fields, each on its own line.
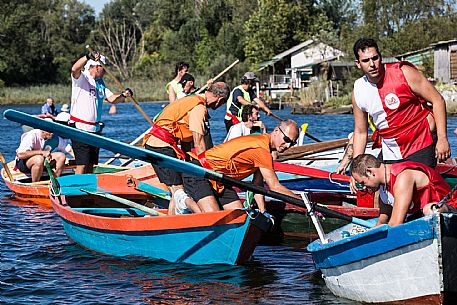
left=2, top=0, right=457, bottom=105
left=0, top=79, right=169, bottom=104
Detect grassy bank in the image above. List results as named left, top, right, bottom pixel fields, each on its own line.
left=0, top=79, right=169, bottom=105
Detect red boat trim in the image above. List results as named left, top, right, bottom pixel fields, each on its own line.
left=52, top=195, right=248, bottom=232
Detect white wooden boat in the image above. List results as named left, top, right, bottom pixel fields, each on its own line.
left=307, top=214, right=457, bottom=304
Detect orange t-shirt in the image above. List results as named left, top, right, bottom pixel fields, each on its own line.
left=146, top=95, right=207, bottom=147
left=204, top=134, right=273, bottom=180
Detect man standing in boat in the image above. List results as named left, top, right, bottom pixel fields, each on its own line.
left=143, top=82, right=230, bottom=215
left=187, top=119, right=300, bottom=213
left=15, top=129, right=66, bottom=182
left=224, top=72, right=272, bottom=132
left=70, top=51, right=133, bottom=174
left=350, top=38, right=449, bottom=173
left=350, top=154, right=457, bottom=226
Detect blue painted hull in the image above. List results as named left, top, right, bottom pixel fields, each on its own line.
left=61, top=211, right=253, bottom=265
left=307, top=214, right=457, bottom=304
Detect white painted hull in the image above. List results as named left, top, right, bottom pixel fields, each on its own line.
left=321, top=239, right=441, bottom=303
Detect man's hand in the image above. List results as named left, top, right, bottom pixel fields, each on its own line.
left=335, top=162, right=349, bottom=175
left=86, top=50, right=99, bottom=61
left=435, top=137, right=450, bottom=162
left=349, top=176, right=358, bottom=194
left=123, top=88, right=134, bottom=98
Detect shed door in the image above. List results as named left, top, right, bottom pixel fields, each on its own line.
left=450, top=50, right=457, bottom=81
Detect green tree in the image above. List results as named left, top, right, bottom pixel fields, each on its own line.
left=244, top=0, right=331, bottom=65
left=0, top=0, right=95, bottom=85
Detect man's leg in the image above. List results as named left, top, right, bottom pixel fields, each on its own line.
left=25, top=155, right=45, bottom=182
left=51, top=152, right=66, bottom=177
left=218, top=186, right=243, bottom=210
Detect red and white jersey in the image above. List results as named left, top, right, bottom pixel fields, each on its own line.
left=354, top=62, right=433, bottom=161
left=380, top=161, right=454, bottom=214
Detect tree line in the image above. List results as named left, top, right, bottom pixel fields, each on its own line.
left=1, top=0, right=457, bottom=87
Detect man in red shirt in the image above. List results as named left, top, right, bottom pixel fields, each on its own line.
left=350, top=154, right=457, bottom=227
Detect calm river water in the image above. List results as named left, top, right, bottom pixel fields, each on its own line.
left=2, top=102, right=457, bottom=305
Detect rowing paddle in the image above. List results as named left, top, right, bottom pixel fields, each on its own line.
left=3, top=109, right=373, bottom=228
left=0, top=152, right=14, bottom=182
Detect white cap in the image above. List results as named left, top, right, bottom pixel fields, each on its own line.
left=60, top=104, right=69, bottom=112
left=84, top=55, right=107, bottom=71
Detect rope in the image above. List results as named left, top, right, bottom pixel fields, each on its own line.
left=432, top=182, right=457, bottom=210
left=328, top=172, right=348, bottom=188
left=439, top=163, right=457, bottom=175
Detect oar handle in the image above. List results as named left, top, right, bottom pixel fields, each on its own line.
left=206, top=171, right=372, bottom=227
left=270, top=113, right=284, bottom=122
left=0, top=152, right=14, bottom=182
left=196, top=59, right=240, bottom=94
left=85, top=45, right=154, bottom=126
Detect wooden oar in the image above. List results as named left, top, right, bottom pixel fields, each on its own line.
left=3, top=109, right=374, bottom=228
left=0, top=152, right=14, bottom=182
left=86, top=45, right=154, bottom=126
left=195, top=59, right=240, bottom=94
left=80, top=188, right=166, bottom=216
left=105, top=127, right=151, bottom=166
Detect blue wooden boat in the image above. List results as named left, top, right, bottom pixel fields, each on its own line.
left=51, top=173, right=271, bottom=265
left=307, top=214, right=457, bottom=304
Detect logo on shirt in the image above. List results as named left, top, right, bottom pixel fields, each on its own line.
left=384, top=93, right=400, bottom=110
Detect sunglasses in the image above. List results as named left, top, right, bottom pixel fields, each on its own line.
left=359, top=55, right=380, bottom=63
left=278, top=127, right=297, bottom=146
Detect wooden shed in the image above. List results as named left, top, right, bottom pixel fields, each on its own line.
left=431, top=39, right=457, bottom=83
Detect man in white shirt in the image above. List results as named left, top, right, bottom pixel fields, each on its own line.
left=224, top=104, right=266, bottom=142
left=70, top=51, right=133, bottom=174
left=15, top=129, right=66, bottom=182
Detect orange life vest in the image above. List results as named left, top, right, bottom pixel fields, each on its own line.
left=143, top=95, right=206, bottom=156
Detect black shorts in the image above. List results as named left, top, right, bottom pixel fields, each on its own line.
left=15, top=158, right=30, bottom=173
left=182, top=160, right=214, bottom=202
left=378, top=133, right=437, bottom=168
left=145, top=145, right=182, bottom=186
left=72, top=139, right=100, bottom=165
left=215, top=185, right=240, bottom=206
left=183, top=160, right=240, bottom=205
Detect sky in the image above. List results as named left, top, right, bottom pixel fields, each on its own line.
left=81, top=0, right=112, bottom=15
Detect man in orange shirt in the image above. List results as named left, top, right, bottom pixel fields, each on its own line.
left=188, top=119, right=300, bottom=213
left=144, top=82, right=230, bottom=215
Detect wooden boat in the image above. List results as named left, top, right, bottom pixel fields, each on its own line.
left=51, top=173, right=271, bottom=265
left=307, top=214, right=457, bottom=304
left=1, top=159, right=126, bottom=207
left=4, top=109, right=375, bottom=240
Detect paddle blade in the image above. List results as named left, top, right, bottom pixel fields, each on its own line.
left=301, top=123, right=309, bottom=135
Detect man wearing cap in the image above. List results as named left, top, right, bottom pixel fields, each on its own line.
left=143, top=82, right=230, bottom=215
left=55, top=104, right=70, bottom=123
left=224, top=72, right=272, bottom=132
left=176, top=73, right=198, bottom=100
left=70, top=51, right=133, bottom=174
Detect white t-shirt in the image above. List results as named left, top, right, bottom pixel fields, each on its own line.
left=70, top=70, right=113, bottom=132
left=16, top=129, right=46, bottom=153
left=224, top=123, right=252, bottom=142
left=16, top=130, right=72, bottom=155
left=55, top=112, right=70, bottom=122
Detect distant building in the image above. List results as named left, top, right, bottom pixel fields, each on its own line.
left=258, top=40, right=344, bottom=94
left=431, top=39, right=457, bottom=83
